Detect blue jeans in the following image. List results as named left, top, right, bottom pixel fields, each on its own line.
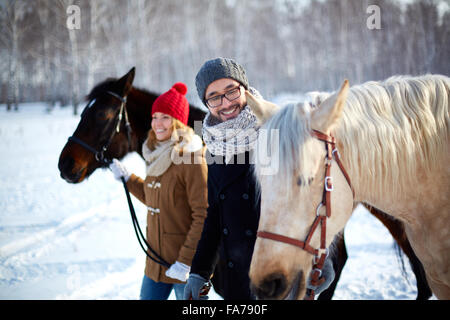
left=140, top=275, right=186, bottom=300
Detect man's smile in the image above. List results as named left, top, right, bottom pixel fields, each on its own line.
left=219, top=104, right=240, bottom=120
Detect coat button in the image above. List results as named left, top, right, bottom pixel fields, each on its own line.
left=242, top=193, right=249, bottom=200
left=227, top=261, right=234, bottom=268
left=245, top=229, right=253, bottom=237
left=219, top=194, right=225, bottom=200
left=223, top=228, right=229, bottom=235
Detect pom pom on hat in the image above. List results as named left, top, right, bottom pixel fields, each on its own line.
left=152, top=82, right=190, bottom=125
left=172, top=82, right=187, bottom=95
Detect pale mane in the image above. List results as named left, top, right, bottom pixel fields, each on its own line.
left=253, top=100, right=313, bottom=199
left=255, top=74, right=449, bottom=199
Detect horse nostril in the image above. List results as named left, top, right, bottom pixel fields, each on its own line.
left=252, top=273, right=287, bottom=300
left=58, top=156, right=84, bottom=183
left=58, top=156, right=74, bottom=174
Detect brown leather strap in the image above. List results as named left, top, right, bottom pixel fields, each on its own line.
left=313, top=129, right=354, bottom=198
left=311, top=130, right=336, bottom=144
left=333, top=150, right=355, bottom=197
left=257, top=231, right=317, bottom=256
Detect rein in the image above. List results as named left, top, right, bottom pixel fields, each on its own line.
left=68, top=91, right=170, bottom=269
left=256, top=129, right=354, bottom=300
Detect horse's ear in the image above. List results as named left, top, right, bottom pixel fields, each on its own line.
left=116, top=67, right=135, bottom=97
left=245, top=90, right=280, bottom=125
left=311, top=79, right=349, bottom=134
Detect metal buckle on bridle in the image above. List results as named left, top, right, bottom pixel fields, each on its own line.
left=94, top=146, right=105, bottom=162
left=315, top=202, right=324, bottom=217
left=311, top=268, right=323, bottom=278
left=332, top=148, right=340, bottom=158
left=324, top=176, right=334, bottom=191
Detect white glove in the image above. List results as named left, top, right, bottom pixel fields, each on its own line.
left=165, top=261, right=190, bottom=282
left=109, top=159, right=131, bottom=182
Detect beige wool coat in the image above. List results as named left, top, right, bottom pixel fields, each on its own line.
left=126, top=130, right=208, bottom=284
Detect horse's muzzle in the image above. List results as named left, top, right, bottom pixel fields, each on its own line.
left=250, top=272, right=289, bottom=300
left=58, top=156, right=85, bottom=183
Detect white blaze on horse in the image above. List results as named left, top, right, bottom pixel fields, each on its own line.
left=248, top=74, right=450, bottom=299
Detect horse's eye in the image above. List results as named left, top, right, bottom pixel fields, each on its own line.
left=96, top=111, right=109, bottom=122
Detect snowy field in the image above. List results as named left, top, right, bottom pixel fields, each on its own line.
left=0, top=102, right=432, bottom=300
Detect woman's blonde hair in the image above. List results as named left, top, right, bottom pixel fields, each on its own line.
left=147, top=117, right=188, bottom=151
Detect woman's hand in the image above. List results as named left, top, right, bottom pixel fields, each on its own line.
left=165, top=261, right=190, bottom=282
left=109, top=159, right=131, bottom=182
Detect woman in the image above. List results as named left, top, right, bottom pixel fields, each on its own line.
left=110, top=82, right=208, bottom=300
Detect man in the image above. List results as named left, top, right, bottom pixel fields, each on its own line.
left=184, top=57, right=334, bottom=300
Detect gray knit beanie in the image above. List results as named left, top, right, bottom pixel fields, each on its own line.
left=195, top=57, right=249, bottom=105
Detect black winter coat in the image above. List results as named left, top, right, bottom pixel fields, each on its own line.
left=190, top=151, right=260, bottom=300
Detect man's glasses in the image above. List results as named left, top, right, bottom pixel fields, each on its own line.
left=206, top=86, right=242, bottom=108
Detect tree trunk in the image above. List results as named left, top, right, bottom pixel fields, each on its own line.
left=68, top=28, right=80, bottom=115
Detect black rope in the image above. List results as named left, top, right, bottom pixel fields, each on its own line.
left=120, top=177, right=170, bottom=268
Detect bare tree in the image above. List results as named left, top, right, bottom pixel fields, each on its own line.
left=86, top=0, right=110, bottom=93
left=0, top=0, right=30, bottom=111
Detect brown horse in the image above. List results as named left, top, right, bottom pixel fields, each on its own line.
left=58, top=68, right=431, bottom=299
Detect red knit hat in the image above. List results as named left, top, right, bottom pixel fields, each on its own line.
left=152, top=82, right=189, bottom=125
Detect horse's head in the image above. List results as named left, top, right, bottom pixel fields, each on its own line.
left=249, top=80, right=354, bottom=299
left=58, top=67, right=135, bottom=183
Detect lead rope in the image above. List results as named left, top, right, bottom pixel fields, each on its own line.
left=120, top=176, right=171, bottom=268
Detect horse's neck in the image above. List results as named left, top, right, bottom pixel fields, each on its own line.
left=335, top=118, right=411, bottom=218
left=126, top=88, right=155, bottom=156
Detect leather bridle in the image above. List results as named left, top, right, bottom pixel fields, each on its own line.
left=256, top=129, right=354, bottom=299
left=68, top=91, right=132, bottom=166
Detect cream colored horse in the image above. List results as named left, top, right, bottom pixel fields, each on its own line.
left=248, top=75, right=450, bottom=299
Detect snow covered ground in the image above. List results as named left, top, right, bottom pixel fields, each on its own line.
left=0, top=102, right=432, bottom=300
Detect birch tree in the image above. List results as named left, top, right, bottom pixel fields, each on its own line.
left=0, top=0, right=29, bottom=111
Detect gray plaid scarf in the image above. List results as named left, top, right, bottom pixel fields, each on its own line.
left=202, top=87, right=261, bottom=162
